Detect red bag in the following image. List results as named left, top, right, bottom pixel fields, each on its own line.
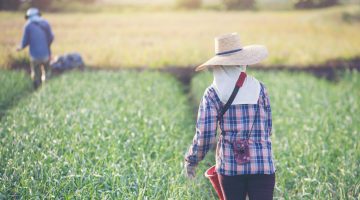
left=205, top=166, right=224, bottom=200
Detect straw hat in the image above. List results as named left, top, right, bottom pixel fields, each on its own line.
left=195, top=33, right=268, bottom=71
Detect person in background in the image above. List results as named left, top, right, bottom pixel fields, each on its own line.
left=17, top=7, right=54, bottom=89
left=184, top=33, right=276, bottom=200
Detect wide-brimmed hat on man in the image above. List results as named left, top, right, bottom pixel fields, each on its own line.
left=195, top=33, right=268, bottom=71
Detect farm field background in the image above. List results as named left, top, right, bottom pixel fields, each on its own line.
left=1, top=1, right=360, bottom=199
left=0, top=69, right=359, bottom=199
left=1, top=5, right=360, bottom=69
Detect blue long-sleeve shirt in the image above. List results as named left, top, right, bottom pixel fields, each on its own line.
left=21, top=18, right=54, bottom=60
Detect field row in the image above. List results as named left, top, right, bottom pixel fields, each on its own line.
left=1, top=69, right=359, bottom=199
left=0, top=70, right=32, bottom=118
left=0, top=71, right=215, bottom=199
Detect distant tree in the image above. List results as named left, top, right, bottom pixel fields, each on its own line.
left=0, top=0, right=22, bottom=10
left=29, top=0, right=52, bottom=10
left=0, top=0, right=96, bottom=11
left=176, top=0, right=202, bottom=9
left=294, top=0, right=339, bottom=9
left=318, top=0, right=338, bottom=7
left=222, top=0, right=256, bottom=10
left=294, top=0, right=313, bottom=9
left=76, top=0, right=96, bottom=3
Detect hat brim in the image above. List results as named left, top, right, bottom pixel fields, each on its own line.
left=195, top=45, right=268, bottom=71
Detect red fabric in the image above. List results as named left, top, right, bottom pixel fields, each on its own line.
left=236, top=72, right=247, bottom=87
left=205, top=166, right=224, bottom=200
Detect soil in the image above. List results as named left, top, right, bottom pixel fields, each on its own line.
left=10, top=56, right=360, bottom=87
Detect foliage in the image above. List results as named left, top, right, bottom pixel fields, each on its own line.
left=0, top=0, right=97, bottom=11
left=0, top=71, right=217, bottom=199
left=0, top=70, right=32, bottom=118
left=342, top=7, right=360, bottom=22
left=0, top=0, right=21, bottom=10
left=222, top=0, right=256, bottom=10
left=75, top=0, right=96, bottom=3
left=176, top=0, right=202, bottom=9
left=32, top=0, right=52, bottom=10
left=191, top=70, right=360, bottom=199
left=0, top=67, right=359, bottom=198
left=18, top=0, right=53, bottom=11
left=294, top=0, right=339, bottom=9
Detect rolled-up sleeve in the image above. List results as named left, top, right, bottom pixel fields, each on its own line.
left=185, top=94, right=218, bottom=166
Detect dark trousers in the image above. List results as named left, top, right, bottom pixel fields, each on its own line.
left=218, top=173, right=275, bottom=200
left=30, top=58, right=51, bottom=89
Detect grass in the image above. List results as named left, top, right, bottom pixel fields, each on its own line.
left=191, top=69, right=360, bottom=199
left=0, top=70, right=32, bottom=118
left=0, top=71, right=221, bottom=199
left=1, top=5, right=360, bottom=69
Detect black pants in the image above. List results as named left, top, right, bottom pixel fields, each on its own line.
left=218, top=173, right=275, bottom=200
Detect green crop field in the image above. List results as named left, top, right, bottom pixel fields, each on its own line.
left=0, top=70, right=32, bottom=118
left=0, top=69, right=359, bottom=199
left=191, top=70, right=360, bottom=199
left=1, top=5, right=360, bottom=69
left=0, top=71, right=218, bottom=199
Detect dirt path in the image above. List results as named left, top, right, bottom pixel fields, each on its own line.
left=10, top=56, right=360, bottom=85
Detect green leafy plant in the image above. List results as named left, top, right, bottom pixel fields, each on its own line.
left=294, top=0, right=339, bottom=9
left=0, top=70, right=32, bottom=118
left=0, top=71, right=215, bottom=199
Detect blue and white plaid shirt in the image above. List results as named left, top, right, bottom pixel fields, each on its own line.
left=185, top=83, right=276, bottom=176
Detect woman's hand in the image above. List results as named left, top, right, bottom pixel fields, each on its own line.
left=184, top=163, right=196, bottom=179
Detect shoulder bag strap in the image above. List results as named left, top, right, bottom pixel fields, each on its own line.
left=217, top=72, right=247, bottom=121
left=246, top=83, right=264, bottom=140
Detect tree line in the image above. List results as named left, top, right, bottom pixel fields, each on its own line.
left=0, top=0, right=95, bottom=10
left=177, top=0, right=340, bottom=10
left=0, top=0, right=340, bottom=11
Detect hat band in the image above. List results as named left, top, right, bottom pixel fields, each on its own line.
left=216, top=48, right=242, bottom=56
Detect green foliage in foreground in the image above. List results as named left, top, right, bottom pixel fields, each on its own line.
left=0, top=70, right=32, bottom=118
left=191, top=70, right=360, bottom=199
left=1, top=69, right=359, bottom=199
left=0, top=71, right=216, bottom=199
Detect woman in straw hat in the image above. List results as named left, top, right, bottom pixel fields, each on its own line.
left=184, top=33, right=276, bottom=200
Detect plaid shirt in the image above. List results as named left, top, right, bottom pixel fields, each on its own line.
left=185, top=83, right=276, bottom=176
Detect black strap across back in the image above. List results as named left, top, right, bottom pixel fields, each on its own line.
left=217, top=72, right=259, bottom=139
left=217, top=72, right=247, bottom=120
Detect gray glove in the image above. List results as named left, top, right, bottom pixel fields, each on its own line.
left=184, top=163, right=196, bottom=179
